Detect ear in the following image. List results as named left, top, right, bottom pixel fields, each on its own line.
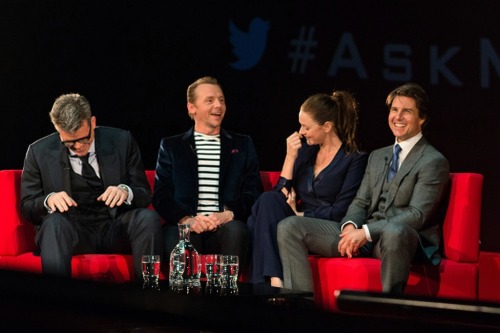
left=419, top=115, right=427, bottom=127
left=323, top=121, right=333, bottom=133
left=187, top=102, right=196, bottom=119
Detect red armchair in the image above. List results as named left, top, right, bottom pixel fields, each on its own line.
left=318, top=173, right=484, bottom=311
left=0, top=169, right=153, bottom=281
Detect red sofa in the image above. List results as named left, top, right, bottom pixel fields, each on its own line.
left=259, top=172, right=485, bottom=310
left=0, top=170, right=156, bottom=282
left=0, top=170, right=488, bottom=312
left=319, top=172, right=484, bottom=311
left=0, top=170, right=281, bottom=282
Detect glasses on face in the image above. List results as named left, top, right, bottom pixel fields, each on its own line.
left=60, top=127, right=92, bottom=149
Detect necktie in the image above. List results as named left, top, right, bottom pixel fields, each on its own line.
left=387, top=144, right=401, bottom=182
left=78, top=154, right=98, bottom=180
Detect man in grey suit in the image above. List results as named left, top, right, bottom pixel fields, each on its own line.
left=277, top=83, right=449, bottom=294
left=20, top=93, right=162, bottom=279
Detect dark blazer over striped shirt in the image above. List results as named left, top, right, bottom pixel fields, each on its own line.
left=152, top=127, right=263, bottom=225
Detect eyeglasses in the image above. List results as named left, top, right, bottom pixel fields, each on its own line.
left=61, top=127, right=92, bottom=149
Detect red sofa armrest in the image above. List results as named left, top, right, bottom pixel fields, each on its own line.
left=0, top=170, right=36, bottom=256
left=443, top=173, right=483, bottom=262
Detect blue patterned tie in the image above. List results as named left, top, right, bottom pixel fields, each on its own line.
left=387, top=144, right=401, bottom=182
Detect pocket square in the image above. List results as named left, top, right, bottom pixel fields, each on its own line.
left=231, top=149, right=239, bottom=154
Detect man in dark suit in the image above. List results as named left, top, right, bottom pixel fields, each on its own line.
left=277, top=83, right=450, bottom=294
left=152, top=76, right=262, bottom=271
left=20, top=93, right=162, bottom=279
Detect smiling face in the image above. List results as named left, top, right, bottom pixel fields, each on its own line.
left=298, top=110, right=330, bottom=145
left=188, top=83, right=226, bottom=135
left=388, top=96, right=425, bottom=142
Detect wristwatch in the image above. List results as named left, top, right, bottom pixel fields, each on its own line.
left=118, top=184, right=129, bottom=193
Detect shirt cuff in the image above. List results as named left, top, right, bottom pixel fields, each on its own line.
left=362, top=224, right=372, bottom=242
left=274, top=176, right=292, bottom=194
left=340, top=221, right=357, bottom=231
left=44, top=192, right=55, bottom=214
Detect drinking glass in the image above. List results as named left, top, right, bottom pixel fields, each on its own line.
left=202, top=254, right=224, bottom=295
left=203, top=254, right=222, bottom=286
left=220, top=255, right=239, bottom=295
left=142, top=254, right=160, bottom=290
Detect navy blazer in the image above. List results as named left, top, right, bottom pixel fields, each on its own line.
left=289, top=144, right=368, bottom=222
left=20, top=126, right=151, bottom=225
left=152, top=128, right=262, bottom=225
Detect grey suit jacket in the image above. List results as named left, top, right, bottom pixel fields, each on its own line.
left=20, top=126, right=151, bottom=225
left=341, top=136, right=449, bottom=264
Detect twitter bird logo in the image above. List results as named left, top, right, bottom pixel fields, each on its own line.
left=229, top=17, right=269, bottom=70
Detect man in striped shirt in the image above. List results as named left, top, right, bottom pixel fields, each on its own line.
left=152, top=76, right=262, bottom=273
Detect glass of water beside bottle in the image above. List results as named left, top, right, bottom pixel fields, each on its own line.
left=142, top=254, right=161, bottom=290
left=220, top=254, right=239, bottom=295
left=202, top=254, right=239, bottom=295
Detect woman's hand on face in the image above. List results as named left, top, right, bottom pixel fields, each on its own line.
left=286, top=132, right=303, bottom=158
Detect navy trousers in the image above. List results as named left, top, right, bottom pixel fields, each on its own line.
left=248, top=191, right=295, bottom=283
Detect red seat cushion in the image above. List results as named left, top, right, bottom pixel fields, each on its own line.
left=478, top=251, right=500, bottom=303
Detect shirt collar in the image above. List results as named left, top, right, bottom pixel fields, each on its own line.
left=394, top=132, right=422, bottom=163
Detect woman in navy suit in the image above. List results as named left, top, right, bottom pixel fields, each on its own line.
left=248, top=91, right=368, bottom=287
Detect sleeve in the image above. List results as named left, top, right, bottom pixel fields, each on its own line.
left=151, top=138, right=195, bottom=225
left=124, top=132, right=152, bottom=209
left=20, top=145, right=49, bottom=225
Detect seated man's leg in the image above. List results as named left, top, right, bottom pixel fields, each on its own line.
left=114, top=208, right=163, bottom=280
left=163, top=224, right=181, bottom=260
left=373, top=223, right=419, bottom=294
left=206, top=220, right=251, bottom=273
left=36, top=213, right=79, bottom=277
left=277, top=216, right=342, bottom=292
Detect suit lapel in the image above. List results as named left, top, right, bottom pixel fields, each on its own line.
left=219, top=129, right=232, bottom=186
left=370, top=147, right=393, bottom=213
left=182, top=129, right=198, bottom=177
left=47, top=145, right=72, bottom=194
left=95, top=134, right=119, bottom=187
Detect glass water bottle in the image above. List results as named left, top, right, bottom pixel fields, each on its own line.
left=169, top=223, right=201, bottom=294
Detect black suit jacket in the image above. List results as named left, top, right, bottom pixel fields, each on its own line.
left=20, top=126, right=151, bottom=225
left=151, top=127, right=262, bottom=225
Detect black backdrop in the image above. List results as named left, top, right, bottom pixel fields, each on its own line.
left=1, top=0, right=499, bottom=251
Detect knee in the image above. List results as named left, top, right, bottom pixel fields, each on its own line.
left=134, top=209, right=161, bottom=231
left=40, top=213, right=72, bottom=233
left=277, top=216, right=300, bottom=241
left=380, top=224, right=418, bottom=250
left=37, top=213, right=75, bottom=244
left=222, top=220, right=250, bottom=242
left=260, top=191, right=284, bottom=204
left=252, top=191, right=285, bottom=212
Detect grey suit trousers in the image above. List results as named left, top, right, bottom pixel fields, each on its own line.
left=277, top=216, right=419, bottom=294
